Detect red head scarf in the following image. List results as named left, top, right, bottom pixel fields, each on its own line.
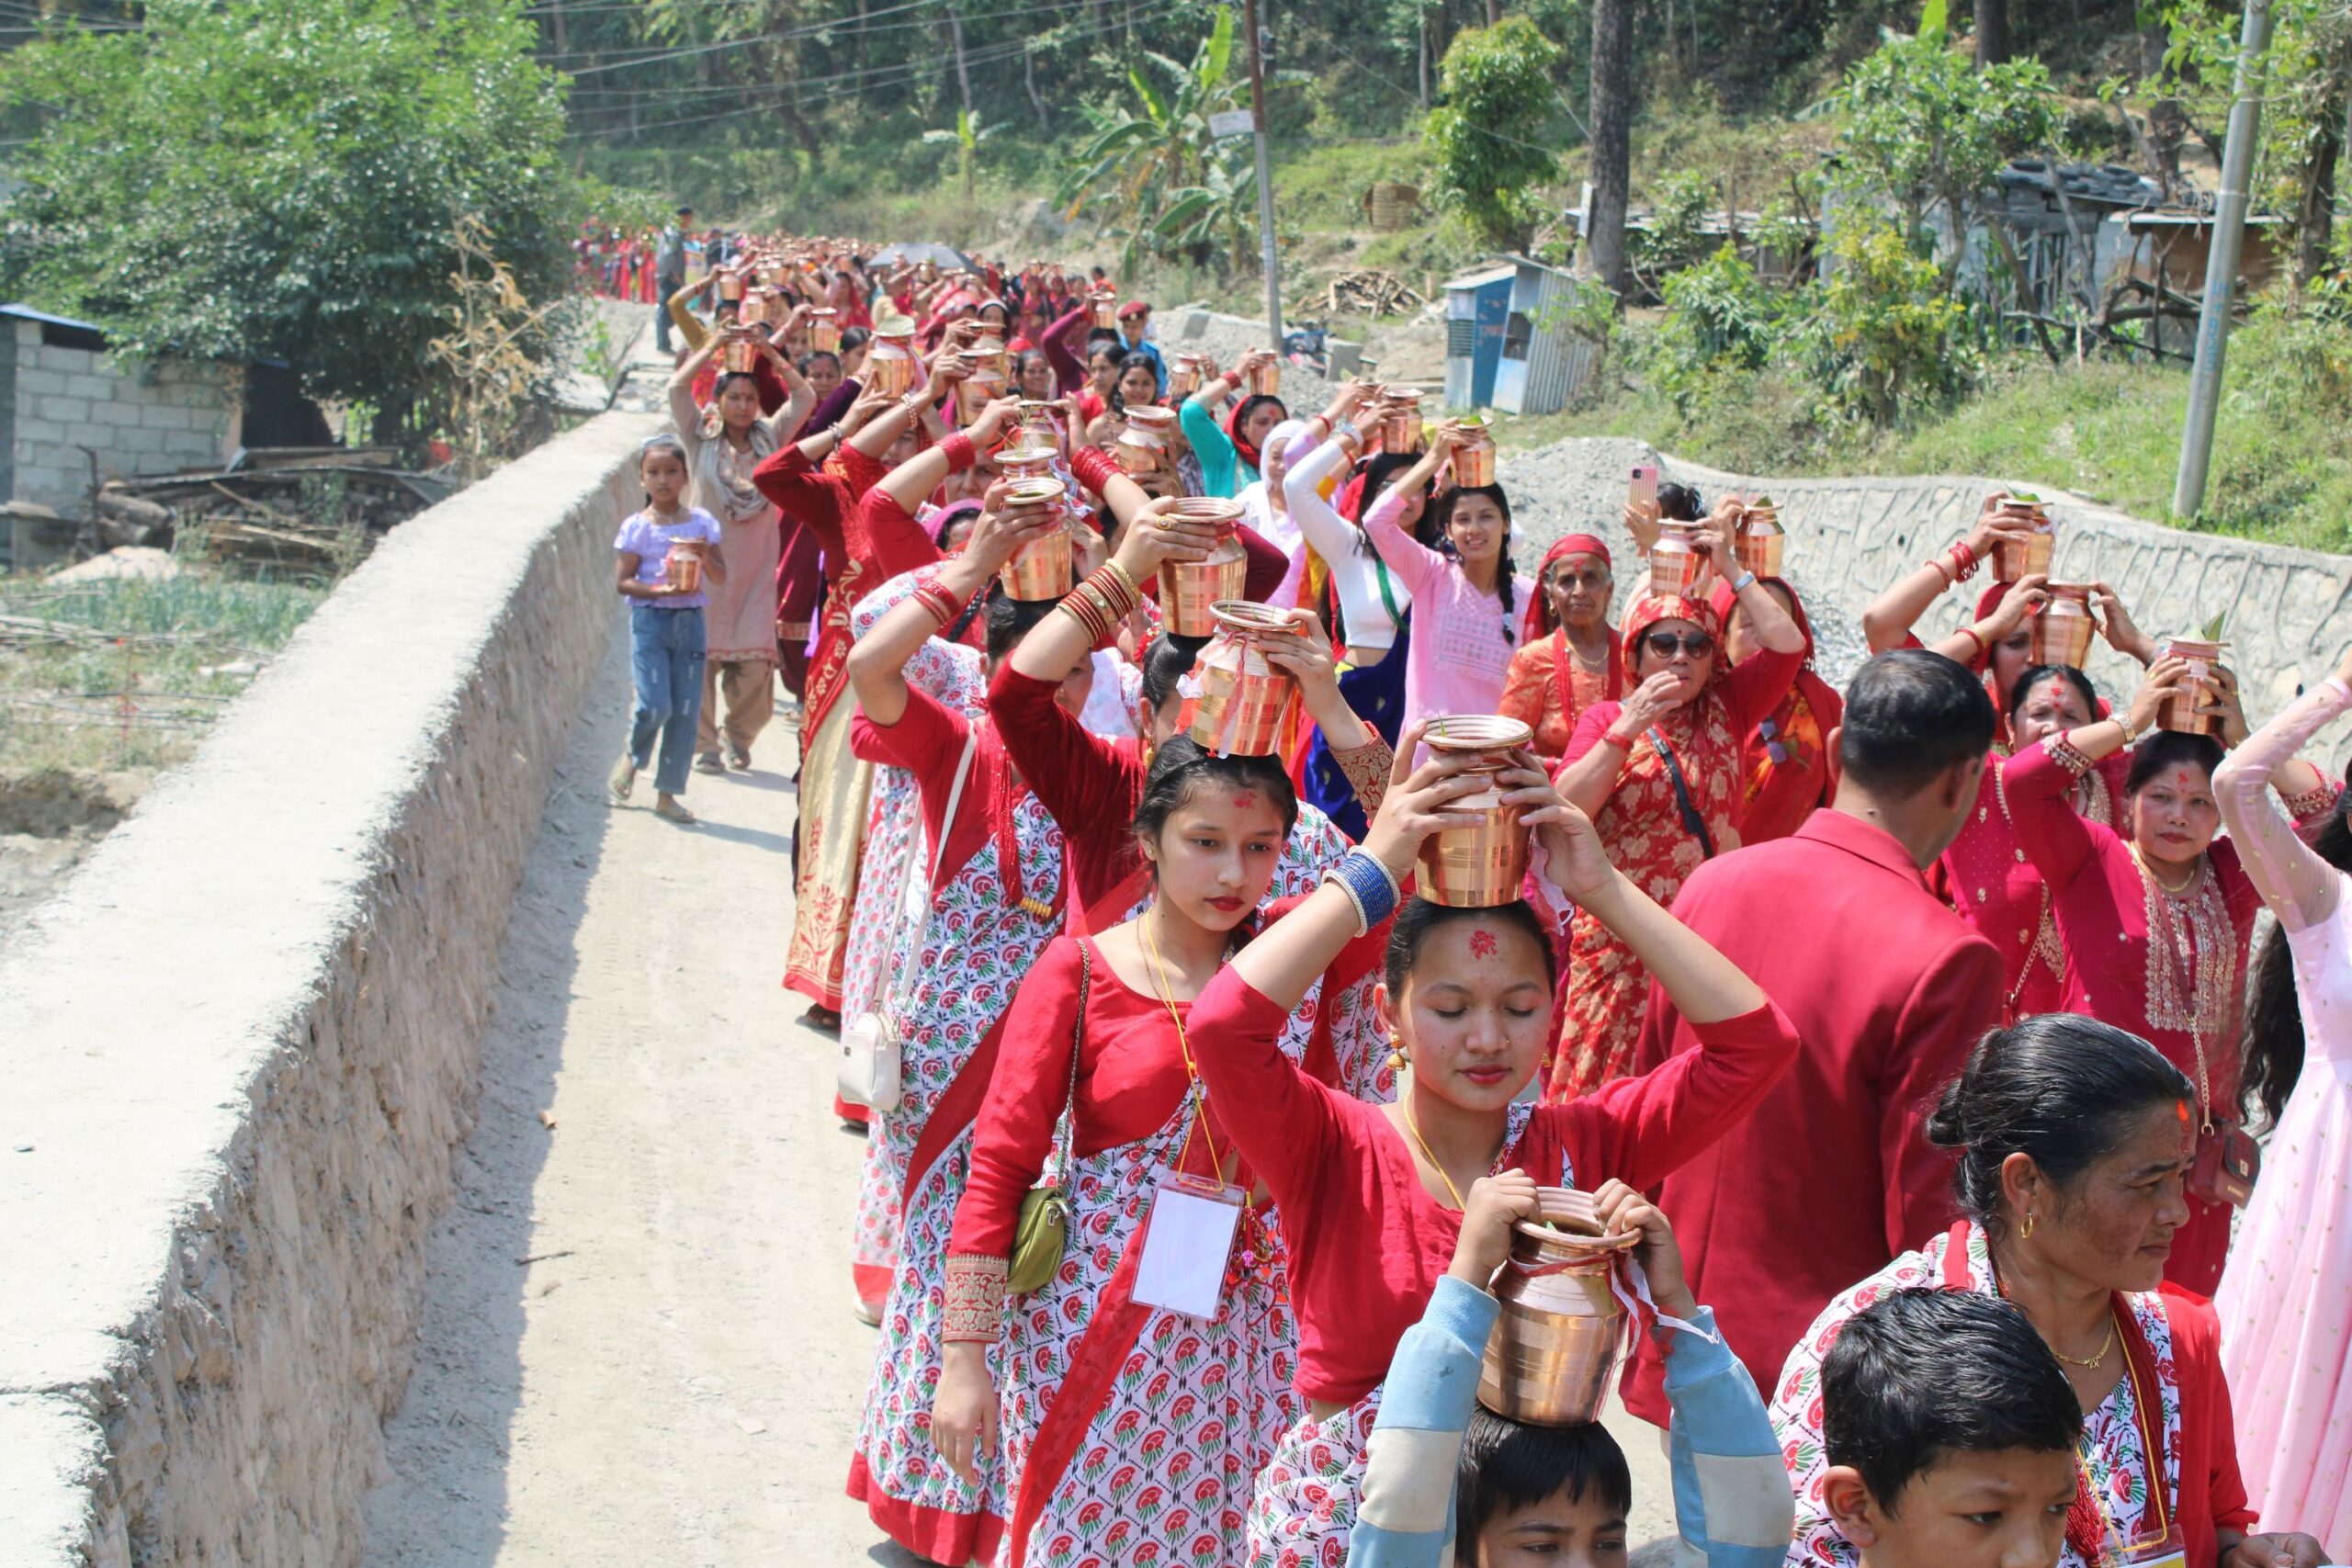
left=1620, top=592, right=1723, bottom=677
left=1227, top=393, right=1284, bottom=476
left=1522, top=533, right=1613, bottom=643
left=1707, top=574, right=1845, bottom=840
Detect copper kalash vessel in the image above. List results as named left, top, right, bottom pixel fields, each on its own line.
left=997, top=444, right=1059, bottom=486
left=1477, top=1187, right=1638, bottom=1427
left=2156, top=632, right=2228, bottom=735
left=1168, top=354, right=1205, bottom=400
left=1248, top=353, right=1283, bottom=398
left=1016, top=400, right=1061, bottom=451
left=1648, top=523, right=1706, bottom=598
left=808, top=307, right=841, bottom=353
left=719, top=332, right=759, bottom=375
left=1736, top=497, right=1785, bottom=577
left=1158, top=497, right=1249, bottom=637
left=663, top=537, right=707, bottom=596
left=1379, top=389, right=1424, bottom=455
left=1453, top=414, right=1497, bottom=487
left=1189, top=602, right=1304, bottom=757
left=716, top=269, right=746, bottom=305
left=1991, top=493, right=2055, bottom=582
left=866, top=330, right=919, bottom=397
left=1416, top=715, right=1534, bottom=907
left=956, top=350, right=1006, bottom=423
left=1091, top=289, right=1120, bottom=331
left=1115, top=405, right=1179, bottom=476
left=997, top=479, right=1073, bottom=601
left=2029, top=582, right=2098, bottom=670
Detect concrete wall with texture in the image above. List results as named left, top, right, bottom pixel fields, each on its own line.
left=0, top=408, right=663, bottom=1566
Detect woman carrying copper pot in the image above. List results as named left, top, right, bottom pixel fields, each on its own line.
left=1545, top=496, right=1805, bottom=1100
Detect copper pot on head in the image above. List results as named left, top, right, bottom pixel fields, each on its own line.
left=719, top=333, right=759, bottom=375
left=808, top=307, right=841, bottom=352
left=1477, top=1187, right=1636, bottom=1427
left=1091, top=291, right=1120, bottom=331
left=867, top=331, right=919, bottom=397
left=2029, top=582, right=2098, bottom=670
left=1115, top=405, right=1178, bottom=477
left=1169, top=354, right=1204, bottom=400
left=1189, top=601, right=1304, bottom=757
left=2156, top=635, right=2228, bottom=734
left=956, top=353, right=1006, bottom=424
left=1416, top=715, right=1535, bottom=908
left=1991, top=497, right=2054, bottom=582
left=998, top=479, right=1074, bottom=601
left=1736, top=499, right=1784, bottom=578
left=1453, top=415, right=1497, bottom=488
left=1379, top=389, right=1424, bottom=455
left=1157, top=497, right=1249, bottom=637
left=717, top=270, right=746, bottom=304
left=1248, top=354, right=1283, bottom=399
left=997, top=444, right=1059, bottom=486
left=1648, top=523, right=1706, bottom=599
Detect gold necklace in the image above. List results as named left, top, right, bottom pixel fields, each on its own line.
left=2131, top=844, right=2197, bottom=897
left=2050, top=1318, right=2118, bottom=1371
left=1396, top=1090, right=1468, bottom=1211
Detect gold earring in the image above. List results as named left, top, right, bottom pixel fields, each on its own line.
left=2019, top=1212, right=2036, bottom=1240
left=1386, top=1032, right=1406, bottom=1073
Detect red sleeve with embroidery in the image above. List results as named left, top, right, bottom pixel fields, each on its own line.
left=2007, top=737, right=2103, bottom=892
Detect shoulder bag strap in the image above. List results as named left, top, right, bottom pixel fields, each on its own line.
left=1056, top=942, right=1091, bottom=1177
left=1645, top=726, right=1717, bottom=860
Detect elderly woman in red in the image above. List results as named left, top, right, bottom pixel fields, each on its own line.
left=1547, top=499, right=1804, bottom=1100
left=2004, top=660, right=2261, bottom=1294
left=1773, top=1014, right=2330, bottom=1568
left=1497, top=532, right=1623, bottom=762
left=1176, top=728, right=1800, bottom=1567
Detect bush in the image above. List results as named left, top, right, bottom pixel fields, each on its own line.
left=1427, top=16, right=1566, bottom=248
left=1796, top=217, right=1980, bottom=424
left=1648, top=243, right=1782, bottom=412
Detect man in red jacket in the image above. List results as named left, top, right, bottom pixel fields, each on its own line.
left=1633, top=649, right=2003, bottom=1403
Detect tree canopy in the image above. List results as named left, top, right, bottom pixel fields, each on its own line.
left=0, top=0, right=575, bottom=430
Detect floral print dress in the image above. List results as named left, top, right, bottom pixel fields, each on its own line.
left=1772, top=1221, right=2180, bottom=1568
left=848, top=773, right=1068, bottom=1565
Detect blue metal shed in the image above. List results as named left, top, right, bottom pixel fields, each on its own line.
left=1442, top=254, right=1598, bottom=415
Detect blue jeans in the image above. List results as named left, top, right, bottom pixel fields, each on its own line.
left=628, top=604, right=707, bottom=795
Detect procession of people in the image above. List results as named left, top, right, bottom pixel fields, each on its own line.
left=612, top=231, right=2350, bottom=1568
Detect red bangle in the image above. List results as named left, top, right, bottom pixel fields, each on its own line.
left=1599, top=730, right=1636, bottom=752
left=938, top=431, right=978, bottom=474
left=1068, top=445, right=1122, bottom=498
left=1954, top=626, right=1985, bottom=663
left=1950, top=540, right=1978, bottom=580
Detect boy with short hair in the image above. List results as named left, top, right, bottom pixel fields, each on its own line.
left=1815, top=1288, right=2082, bottom=1568
left=1347, top=1174, right=1792, bottom=1567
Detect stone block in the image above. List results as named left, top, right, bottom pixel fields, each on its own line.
left=62, top=373, right=114, bottom=403
left=34, top=344, right=94, bottom=374
left=15, top=415, right=67, bottom=447
left=13, top=367, right=68, bottom=399
left=42, top=398, right=89, bottom=430
left=0, top=408, right=662, bottom=1567
left=85, top=401, right=142, bottom=431
left=138, top=401, right=198, bottom=433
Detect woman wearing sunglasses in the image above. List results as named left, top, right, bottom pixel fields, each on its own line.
left=1547, top=496, right=1806, bottom=1100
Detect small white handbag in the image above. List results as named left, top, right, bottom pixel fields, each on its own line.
left=838, top=729, right=976, bottom=1112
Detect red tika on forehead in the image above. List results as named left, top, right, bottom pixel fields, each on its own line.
left=1468, top=930, right=1498, bottom=960
left=1230, top=792, right=1258, bottom=809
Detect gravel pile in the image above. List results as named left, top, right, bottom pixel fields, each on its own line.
left=1498, top=435, right=1871, bottom=688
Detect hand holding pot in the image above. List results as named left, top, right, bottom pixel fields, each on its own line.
left=1588, top=1178, right=1699, bottom=1323
left=1978, top=572, right=2050, bottom=643
left=1358, top=721, right=1496, bottom=884
left=2090, top=581, right=2156, bottom=665
left=2202, top=662, right=2250, bottom=746
left=1258, top=608, right=1345, bottom=714
left=1694, top=495, right=1745, bottom=573
left=964, top=480, right=1067, bottom=575
left=2127, top=656, right=2193, bottom=738
left=1447, top=1170, right=1541, bottom=1289
left=1109, top=496, right=1219, bottom=580
left=1499, top=756, right=1617, bottom=907
left=967, top=397, right=1023, bottom=447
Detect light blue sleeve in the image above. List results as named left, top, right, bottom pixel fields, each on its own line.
left=1180, top=397, right=1239, bottom=499
left=1347, top=1275, right=1497, bottom=1568
left=1661, top=1305, right=1798, bottom=1568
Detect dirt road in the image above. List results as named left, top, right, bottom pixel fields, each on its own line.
left=364, top=612, right=1676, bottom=1566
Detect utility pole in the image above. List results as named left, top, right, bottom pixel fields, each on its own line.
left=1241, top=0, right=1283, bottom=352
left=2175, top=0, right=2275, bottom=521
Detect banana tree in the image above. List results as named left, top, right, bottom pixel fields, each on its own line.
left=922, top=110, right=997, bottom=204
left=1057, top=8, right=1295, bottom=273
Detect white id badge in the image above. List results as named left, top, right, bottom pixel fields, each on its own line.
left=1129, top=1172, right=1246, bottom=1321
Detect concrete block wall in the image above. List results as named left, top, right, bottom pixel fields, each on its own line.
left=0, top=407, right=665, bottom=1566
left=9, top=321, right=238, bottom=510
left=1498, top=434, right=2352, bottom=756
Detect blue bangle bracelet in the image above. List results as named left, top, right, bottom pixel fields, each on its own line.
left=1325, top=849, right=1399, bottom=935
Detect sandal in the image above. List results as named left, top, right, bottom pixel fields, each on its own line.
left=802, top=1004, right=842, bottom=1033
left=694, top=751, right=725, bottom=774
left=608, top=754, right=637, bottom=802
left=653, top=795, right=697, bottom=825
left=723, top=741, right=751, bottom=772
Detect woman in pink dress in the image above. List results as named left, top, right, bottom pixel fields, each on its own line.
left=2213, top=644, right=2352, bottom=1557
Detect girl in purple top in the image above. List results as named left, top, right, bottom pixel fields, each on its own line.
left=610, top=434, right=728, bottom=825
left=1362, top=420, right=1521, bottom=740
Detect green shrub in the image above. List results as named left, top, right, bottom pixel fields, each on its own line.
left=1648, top=243, right=1782, bottom=412
left=1795, top=217, right=1980, bottom=423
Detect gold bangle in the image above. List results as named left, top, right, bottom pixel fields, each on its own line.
left=1099, top=558, right=1138, bottom=599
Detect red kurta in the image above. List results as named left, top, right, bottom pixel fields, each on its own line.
left=1633, top=807, right=2004, bottom=1405
left=2005, top=739, right=2259, bottom=1295
left=1189, top=972, right=1801, bottom=1421
left=1497, top=627, right=1623, bottom=761
left=988, top=664, right=1152, bottom=932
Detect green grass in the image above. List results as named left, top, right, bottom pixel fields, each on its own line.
left=1500, top=322, right=2352, bottom=557
left=0, top=573, right=326, bottom=773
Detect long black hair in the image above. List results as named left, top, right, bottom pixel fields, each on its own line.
left=1132, top=734, right=1299, bottom=950
left=1430, top=481, right=1519, bottom=646
left=2244, top=791, right=2352, bottom=1122
left=2005, top=663, right=2099, bottom=728
left=1384, top=897, right=1557, bottom=994
left=2125, top=729, right=2224, bottom=796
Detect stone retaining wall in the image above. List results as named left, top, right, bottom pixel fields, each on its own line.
left=1498, top=434, right=2352, bottom=751
left=0, top=408, right=664, bottom=1566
